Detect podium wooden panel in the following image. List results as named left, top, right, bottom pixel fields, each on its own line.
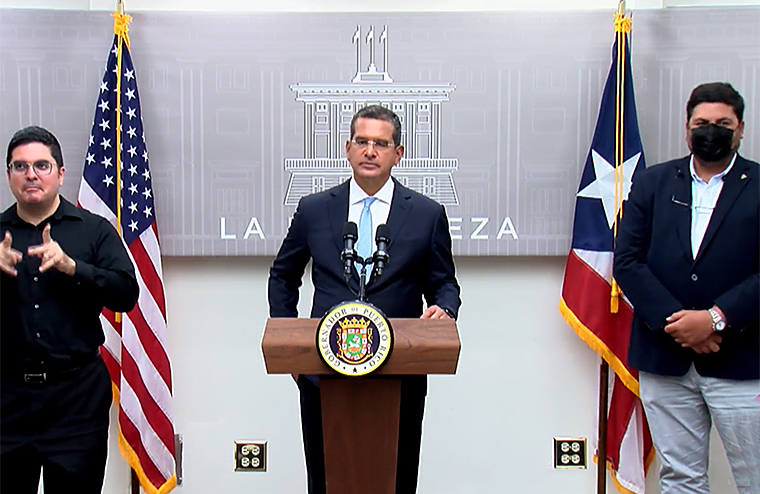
left=262, top=317, right=460, bottom=494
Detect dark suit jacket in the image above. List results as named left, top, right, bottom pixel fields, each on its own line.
left=613, top=154, right=759, bottom=379
left=268, top=178, right=461, bottom=321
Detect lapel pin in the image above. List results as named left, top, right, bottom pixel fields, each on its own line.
left=741, top=173, right=747, bottom=180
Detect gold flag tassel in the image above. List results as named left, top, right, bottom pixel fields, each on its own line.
left=610, top=278, right=621, bottom=313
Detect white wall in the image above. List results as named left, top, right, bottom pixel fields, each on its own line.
left=138, top=257, right=736, bottom=494
left=2, top=0, right=754, bottom=493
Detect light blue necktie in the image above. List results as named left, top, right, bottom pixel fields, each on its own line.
left=356, top=197, right=376, bottom=281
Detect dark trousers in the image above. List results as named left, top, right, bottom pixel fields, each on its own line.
left=0, top=358, right=112, bottom=494
left=298, top=374, right=427, bottom=494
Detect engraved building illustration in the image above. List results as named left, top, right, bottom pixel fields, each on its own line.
left=284, top=26, right=458, bottom=206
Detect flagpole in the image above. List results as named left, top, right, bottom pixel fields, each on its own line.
left=597, top=2, right=628, bottom=492
left=117, top=0, right=141, bottom=478
left=117, top=3, right=141, bottom=494
left=597, top=361, right=609, bottom=494
left=131, top=470, right=139, bottom=494
left=111, top=7, right=139, bottom=488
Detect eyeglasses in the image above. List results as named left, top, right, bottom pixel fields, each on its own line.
left=7, top=160, right=55, bottom=176
left=350, top=138, right=396, bottom=151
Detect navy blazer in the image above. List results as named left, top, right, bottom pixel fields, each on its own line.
left=614, top=155, right=759, bottom=379
left=268, top=178, right=461, bottom=320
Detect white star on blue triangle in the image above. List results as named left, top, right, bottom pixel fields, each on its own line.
left=577, top=150, right=641, bottom=229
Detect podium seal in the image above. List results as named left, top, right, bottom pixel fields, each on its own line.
left=317, top=301, right=393, bottom=376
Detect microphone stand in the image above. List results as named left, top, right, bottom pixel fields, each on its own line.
left=357, top=257, right=371, bottom=302
left=343, top=255, right=373, bottom=302
left=354, top=245, right=389, bottom=302
left=341, top=222, right=390, bottom=303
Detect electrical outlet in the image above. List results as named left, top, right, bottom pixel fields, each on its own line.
left=234, top=441, right=267, bottom=472
left=553, top=437, right=587, bottom=469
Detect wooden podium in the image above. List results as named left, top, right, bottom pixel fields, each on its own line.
left=261, top=317, right=460, bottom=494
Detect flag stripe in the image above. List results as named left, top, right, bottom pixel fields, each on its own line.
left=120, top=346, right=175, bottom=455
left=125, top=304, right=171, bottom=388
left=100, top=312, right=122, bottom=373
left=78, top=179, right=116, bottom=223
left=123, top=314, right=173, bottom=409
left=100, top=310, right=122, bottom=354
left=118, top=397, right=172, bottom=486
left=560, top=253, right=638, bottom=394
left=129, top=233, right=166, bottom=317
left=607, top=374, right=637, bottom=470
left=118, top=379, right=174, bottom=478
left=575, top=248, right=614, bottom=284
left=100, top=343, right=121, bottom=391
left=126, top=243, right=170, bottom=349
left=145, top=223, right=164, bottom=280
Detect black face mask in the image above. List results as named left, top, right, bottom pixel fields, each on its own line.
left=690, top=124, right=735, bottom=163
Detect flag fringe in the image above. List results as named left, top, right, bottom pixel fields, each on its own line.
left=558, top=298, right=639, bottom=397
left=111, top=383, right=178, bottom=494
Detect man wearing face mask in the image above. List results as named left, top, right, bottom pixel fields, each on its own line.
left=614, top=82, right=759, bottom=493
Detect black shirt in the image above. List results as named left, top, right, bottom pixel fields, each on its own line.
left=0, top=197, right=138, bottom=370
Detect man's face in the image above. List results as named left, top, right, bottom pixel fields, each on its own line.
left=345, top=117, right=403, bottom=193
left=7, top=142, right=64, bottom=208
left=686, top=102, right=744, bottom=152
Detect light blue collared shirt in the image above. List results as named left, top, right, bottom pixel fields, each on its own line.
left=689, top=153, right=736, bottom=257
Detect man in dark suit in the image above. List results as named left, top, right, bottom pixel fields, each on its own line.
left=268, top=104, right=461, bottom=494
left=614, top=82, right=759, bottom=493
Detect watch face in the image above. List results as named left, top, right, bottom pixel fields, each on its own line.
left=715, top=321, right=726, bottom=331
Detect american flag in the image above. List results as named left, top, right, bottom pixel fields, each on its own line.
left=559, top=11, right=653, bottom=494
left=77, top=13, right=176, bottom=494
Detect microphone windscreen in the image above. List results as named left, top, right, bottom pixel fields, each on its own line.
left=376, top=223, right=391, bottom=242
left=343, top=221, right=358, bottom=238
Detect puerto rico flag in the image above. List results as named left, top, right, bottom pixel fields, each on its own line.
left=559, top=12, right=654, bottom=494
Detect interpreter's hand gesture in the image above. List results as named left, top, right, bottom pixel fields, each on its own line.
left=0, top=231, right=23, bottom=277
left=27, top=224, right=76, bottom=276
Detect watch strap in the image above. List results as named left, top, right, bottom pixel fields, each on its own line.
left=708, top=307, right=726, bottom=332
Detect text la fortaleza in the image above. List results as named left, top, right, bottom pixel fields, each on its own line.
left=219, top=216, right=519, bottom=241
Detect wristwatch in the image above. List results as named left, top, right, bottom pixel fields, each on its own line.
left=708, top=307, right=726, bottom=332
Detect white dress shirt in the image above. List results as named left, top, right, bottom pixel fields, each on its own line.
left=348, top=177, right=394, bottom=255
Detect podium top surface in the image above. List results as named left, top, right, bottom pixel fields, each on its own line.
left=261, top=318, right=460, bottom=375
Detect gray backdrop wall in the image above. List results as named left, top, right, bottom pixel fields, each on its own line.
left=0, top=7, right=757, bottom=256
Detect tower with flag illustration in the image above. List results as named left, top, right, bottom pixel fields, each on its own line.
left=77, top=6, right=177, bottom=494
left=558, top=3, right=654, bottom=494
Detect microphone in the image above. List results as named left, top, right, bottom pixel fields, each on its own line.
left=373, top=224, right=391, bottom=278
left=341, top=222, right=358, bottom=277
